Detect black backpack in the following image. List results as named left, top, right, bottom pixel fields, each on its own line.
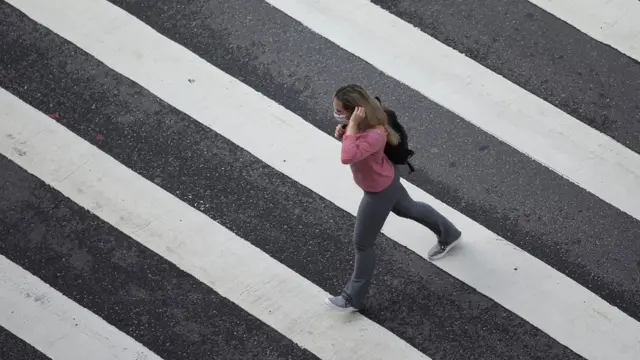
left=376, top=96, right=415, bottom=173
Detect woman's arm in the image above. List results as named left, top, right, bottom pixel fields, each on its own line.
left=340, top=126, right=387, bottom=164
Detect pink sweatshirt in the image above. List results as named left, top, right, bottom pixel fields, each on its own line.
left=341, top=127, right=395, bottom=192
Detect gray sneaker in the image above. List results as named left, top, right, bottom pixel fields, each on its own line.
left=324, top=295, right=360, bottom=312
left=428, top=236, right=461, bottom=261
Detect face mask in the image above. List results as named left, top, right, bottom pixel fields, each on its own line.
left=333, top=111, right=348, bottom=124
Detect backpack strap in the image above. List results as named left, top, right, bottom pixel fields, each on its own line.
left=406, top=160, right=415, bottom=173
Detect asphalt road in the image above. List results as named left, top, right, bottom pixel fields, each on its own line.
left=1, top=0, right=639, bottom=359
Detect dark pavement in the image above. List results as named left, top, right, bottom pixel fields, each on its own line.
left=1, top=0, right=639, bottom=359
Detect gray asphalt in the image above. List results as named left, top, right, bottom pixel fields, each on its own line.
left=373, top=0, right=640, bottom=154
left=0, top=0, right=638, bottom=359
left=104, top=0, right=640, bottom=320
left=0, top=326, right=49, bottom=360
left=0, top=4, right=583, bottom=358
left=0, top=154, right=318, bottom=360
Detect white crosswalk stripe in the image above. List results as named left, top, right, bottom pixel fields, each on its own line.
left=525, top=0, right=640, bottom=61
left=266, top=0, right=640, bottom=223
left=0, top=253, right=163, bottom=360
left=1, top=0, right=639, bottom=359
left=0, top=87, right=430, bottom=360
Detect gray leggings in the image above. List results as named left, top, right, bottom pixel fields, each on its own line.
left=341, top=170, right=461, bottom=308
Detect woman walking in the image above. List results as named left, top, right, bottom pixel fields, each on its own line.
left=326, top=84, right=462, bottom=312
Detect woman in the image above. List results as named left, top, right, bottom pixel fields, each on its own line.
left=325, top=84, right=462, bottom=312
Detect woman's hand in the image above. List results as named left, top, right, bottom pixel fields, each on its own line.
left=350, top=107, right=366, bottom=124
left=335, top=124, right=346, bottom=139
left=345, top=107, right=365, bottom=136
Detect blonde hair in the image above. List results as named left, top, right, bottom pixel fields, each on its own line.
left=333, top=84, right=400, bottom=145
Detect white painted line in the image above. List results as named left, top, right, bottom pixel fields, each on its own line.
left=0, top=91, right=430, bottom=360
left=260, top=0, right=640, bottom=225
left=0, top=253, right=164, bottom=360
left=527, top=0, right=640, bottom=62
left=6, top=1, right=639, bottom=359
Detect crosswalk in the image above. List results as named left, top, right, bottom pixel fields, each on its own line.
left=1, top=0, right=639, bottom=359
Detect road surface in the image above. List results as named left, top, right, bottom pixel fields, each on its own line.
left=1, top=0, right=639, bottom=359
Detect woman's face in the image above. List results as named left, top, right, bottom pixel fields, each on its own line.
left=333, top=97, right=351, bottom=123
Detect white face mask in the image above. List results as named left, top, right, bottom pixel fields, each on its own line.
left=333, top=111, right=348, bottom=124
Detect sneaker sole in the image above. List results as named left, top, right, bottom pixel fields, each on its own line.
left=323, top=298, right=358, bottom=312
left=428, top=237, right=461, bottom=261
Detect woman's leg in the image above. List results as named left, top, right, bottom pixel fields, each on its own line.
left=326, top=187, right=396, bottom=311
left=391, top=182, right=462, bottom=260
